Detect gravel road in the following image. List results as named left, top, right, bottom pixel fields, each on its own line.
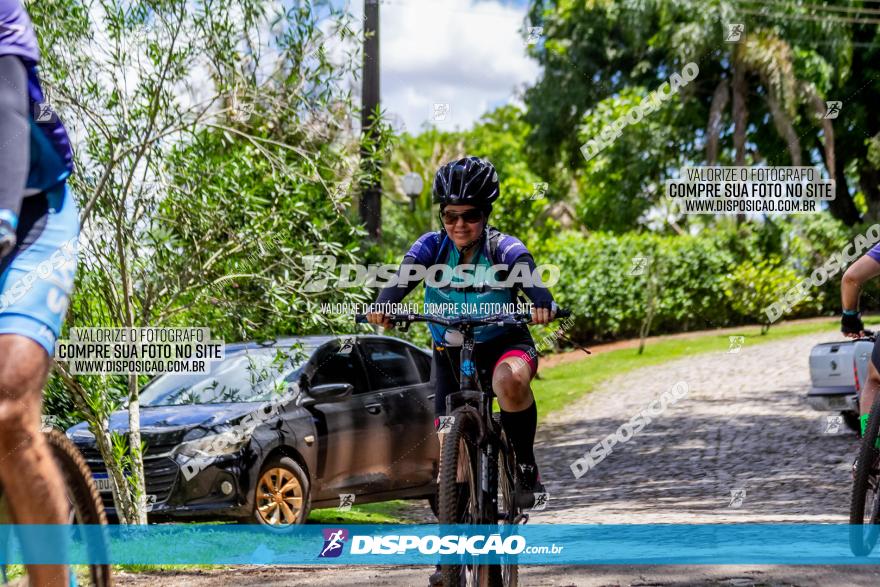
left=118, top=329, right=880, bottom=586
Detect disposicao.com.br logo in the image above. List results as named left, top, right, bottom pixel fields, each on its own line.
left=318, top=528, right=349, bottom=558
left=318, top=532, right=563, bottom=556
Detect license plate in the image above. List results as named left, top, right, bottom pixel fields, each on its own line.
left=828, top=396, right=848, bottom=410
left=93, top=473, right=112, bottom=493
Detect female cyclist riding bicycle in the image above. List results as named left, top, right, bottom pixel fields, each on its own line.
left=366, top=156, right=558, bottom=507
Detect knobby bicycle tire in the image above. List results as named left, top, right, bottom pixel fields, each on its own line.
left=490, top=416, right=519, bottom=587
left=46, top=429, right=113, bottom=587
left=850, top=393, right=880, bottom=556
left=439, top=408, right=492, bottom=587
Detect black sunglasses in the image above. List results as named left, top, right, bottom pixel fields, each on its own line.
left=441, top=209, right=484, bottom=225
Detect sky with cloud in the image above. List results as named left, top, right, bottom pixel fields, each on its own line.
left=341, top=0, right=540, bottom=134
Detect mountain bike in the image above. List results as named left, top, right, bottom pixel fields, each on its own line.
left=0, top=428, right=113, bottom=586
left=357, top=309, right=570, bottom=586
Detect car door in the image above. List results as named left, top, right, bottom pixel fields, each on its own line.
left=358, top=338, right=439, bottom=491
left=306, top=339, right=394, bottom=501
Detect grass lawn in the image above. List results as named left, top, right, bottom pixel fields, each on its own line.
left=307, top=499, right=416, bottom=524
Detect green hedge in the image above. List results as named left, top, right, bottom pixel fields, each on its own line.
left=539, top=215, right=879, bottom=343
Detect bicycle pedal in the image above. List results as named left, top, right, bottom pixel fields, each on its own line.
left=512, top=513, right=529, bottom=525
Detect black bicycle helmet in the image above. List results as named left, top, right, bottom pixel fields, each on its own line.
left=432, top=156, right=500, bottom=214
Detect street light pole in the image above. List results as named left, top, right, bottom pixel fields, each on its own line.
left=359, top=0, right=381, bottom=240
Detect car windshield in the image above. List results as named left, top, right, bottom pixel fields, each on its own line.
left=140, top=345, right=311, bottom=406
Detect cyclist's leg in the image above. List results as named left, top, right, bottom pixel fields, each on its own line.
left=431, top=344, right=463, bottom=479
left=858, top=342, right=880, bottom=449
left=430, top=343, right=460, bottom=419
left=0, top=335, right=69, bottom=581
left=478, top=331, right=538, bottom=465
left=487, top=337, right=539, bottom=467
left=0, top=184, right=78, bottom=584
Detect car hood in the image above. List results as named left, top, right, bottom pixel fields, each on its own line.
left=67, top=402, right=266, bottom=441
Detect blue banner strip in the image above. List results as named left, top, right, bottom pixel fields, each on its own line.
left=7, top=524, right=880, bottom=565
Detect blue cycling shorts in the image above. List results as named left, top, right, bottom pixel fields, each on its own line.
left=0, top=183, right=79, bottom=356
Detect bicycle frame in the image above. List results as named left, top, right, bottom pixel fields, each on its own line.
left=444, top=322, right=502, bottom=524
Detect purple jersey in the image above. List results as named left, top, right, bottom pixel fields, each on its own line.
left=0, top=0, right=39, bottom=63
left=868, top=242, right=880, bottom=264
left=405, top=228, right=530, bottom=267
left=0, top=0, right=74, bottom=189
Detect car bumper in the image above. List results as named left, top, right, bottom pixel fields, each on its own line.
left=85, top=450, right=253, bottom=521
left=806, top=386, right=858, bottom=412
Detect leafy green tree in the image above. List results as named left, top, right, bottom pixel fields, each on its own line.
left=32, top=0, right=374, bottom=522
left=524, top=0, right=872, bottom=228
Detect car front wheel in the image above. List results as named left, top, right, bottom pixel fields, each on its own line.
left=253, top=456, right=311, bottom=527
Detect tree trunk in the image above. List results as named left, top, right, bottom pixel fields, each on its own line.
left=764, top=93, right=801, bottom=166
left=706, top=79, right=729, bottom=165
left=732, top=48, right=748, bottom=223
left=860, top=165, right=880, bottom=222
left=638, top=261, right=658, bottom=355
left=97, top=426, right=136, bottom=522
left=814, top=136, right=859, bottom=225
left=116, top=213, right=148, bottom=524
left=805, top=85, right=859, bottom=225
left=127, top=374, right=147, bottom=524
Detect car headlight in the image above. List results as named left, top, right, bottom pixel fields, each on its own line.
left=174, top=430, right=249, bottom=458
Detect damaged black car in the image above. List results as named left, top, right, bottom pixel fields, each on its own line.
left=66, top=335, right=439, bottom=526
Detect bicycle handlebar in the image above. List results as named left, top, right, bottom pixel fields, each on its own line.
left=355, top=308, right=571, bottom=328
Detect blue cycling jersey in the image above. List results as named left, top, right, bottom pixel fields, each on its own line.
left=423, top=233, right=519, bottom=344
left=0, top=0, right=78, bottom=357
left=868, top=242, right=880, bottom=264
left=375, top=227, right=555, bottom=346
left=0, top=0, right=74, bottom=194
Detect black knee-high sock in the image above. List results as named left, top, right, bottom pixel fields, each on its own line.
left=500, top=401, right=537, bottom=466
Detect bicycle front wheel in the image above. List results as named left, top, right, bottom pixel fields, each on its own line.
left=491, top=418, right=519, bottom=587
left=439, top=408, right=491, bottom=587
left=850, top=393, right=880, bottom=556
left=46, top=429, right=113, bottom=587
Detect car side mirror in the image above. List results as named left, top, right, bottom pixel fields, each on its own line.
left=302, top=383, right=354, bottom=407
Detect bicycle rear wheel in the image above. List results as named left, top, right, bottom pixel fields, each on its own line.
left=850, top=393, right=880, bottom=556
left=0, top=431, right=112, bottom=586
left=439, top=408, right=492, bottom=587
left=46, top=429, right=113, bottom=586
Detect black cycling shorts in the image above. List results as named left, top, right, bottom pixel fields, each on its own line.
left=430, top=326, right=537, bottom=417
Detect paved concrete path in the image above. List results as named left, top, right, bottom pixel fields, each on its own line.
left=532, top=329, right=857, bottom=523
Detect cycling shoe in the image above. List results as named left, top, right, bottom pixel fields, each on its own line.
left=514, top=463, right=545, bottom=509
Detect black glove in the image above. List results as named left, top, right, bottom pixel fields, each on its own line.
left=841, top=311, right=864, bottom=335
left=0, top=219, right=16, bottom=261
